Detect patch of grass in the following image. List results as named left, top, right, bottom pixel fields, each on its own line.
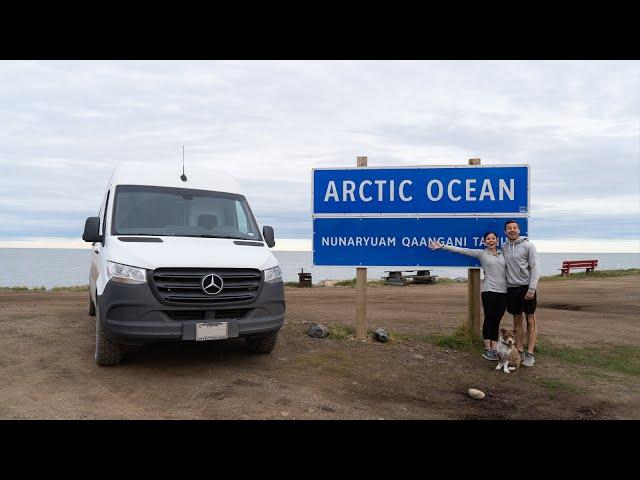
left=535, top=340, right=640, bottom=377
left=530, top=377, right=584, bottom=393
left=433, top=277, right=458, bottom=285
left=284, top=282, right=302, bottom=288
left=334, top=278, right=357, bottom=286
left=332, top=278, right=386, bottom=287
left=50, top=285, right=89, bottom=292
left=422, top=325, right=483, bottom=352
left=540, top=268, right=640, bottom=282
left=0, top=286, right=46, bottom=291
left=328, top=324, right=415, bottom=343
left=0, top=285, right=89, bottom=292
left=387, top=331, right=414, bottom=342
left=372, top=325, right=483, bottom=348
left=328, top=324, right=356, bottom=340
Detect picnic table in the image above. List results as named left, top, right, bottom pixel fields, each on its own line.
left=381, top=270, right=438, bottom=286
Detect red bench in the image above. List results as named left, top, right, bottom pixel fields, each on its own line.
left=559, top=260, right=598, bottom=276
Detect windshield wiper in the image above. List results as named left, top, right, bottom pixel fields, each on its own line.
left=189, top=234, right=250, bottom=240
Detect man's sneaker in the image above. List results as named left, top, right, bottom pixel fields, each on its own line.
left=519, top=351, right=525, bottom=361
left=482, top=349, right=498, bottom=361
left=522, top=351, right=535, bottom=367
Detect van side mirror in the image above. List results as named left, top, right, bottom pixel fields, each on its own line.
left=82, top=217, right=103, bottom=243
left=262, top=226, right=275, bottom=248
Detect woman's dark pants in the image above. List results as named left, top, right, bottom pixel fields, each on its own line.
left=481, top=291, right=507, bottom=342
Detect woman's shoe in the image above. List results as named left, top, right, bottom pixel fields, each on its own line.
left=482, top=349, right=498, bottom=361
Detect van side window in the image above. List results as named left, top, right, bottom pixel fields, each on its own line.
left=101, top=190, right=110, bottom=238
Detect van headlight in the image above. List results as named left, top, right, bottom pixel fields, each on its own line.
left=264, top=266, right=282, bottom=283
left=107, top=261, right=147, bottom=284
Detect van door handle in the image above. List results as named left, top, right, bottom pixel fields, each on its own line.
left=94, top=249, right=99, bottom=254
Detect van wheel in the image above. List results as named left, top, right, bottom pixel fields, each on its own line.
left=89, top=292, right=96, bottom=316
left=95, top=316, right=123, bottom=366
left=245, top=331, right=279, bottom=354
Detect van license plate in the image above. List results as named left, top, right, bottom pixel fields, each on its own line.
left=195, top=322, right=228, bottom=341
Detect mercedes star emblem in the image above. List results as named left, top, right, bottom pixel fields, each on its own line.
left=201, top=273, right=224, bottom=295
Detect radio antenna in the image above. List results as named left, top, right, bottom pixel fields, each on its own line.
left=180, top=145, right=187, bottom=182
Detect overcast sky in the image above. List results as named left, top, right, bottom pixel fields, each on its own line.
left=0, top=60, right=638, bottom=251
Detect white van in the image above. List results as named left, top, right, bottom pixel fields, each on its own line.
left=82, top=162, right=285, bottom=365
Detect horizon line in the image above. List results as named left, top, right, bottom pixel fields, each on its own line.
left=0, top=237, right=638, bottom=254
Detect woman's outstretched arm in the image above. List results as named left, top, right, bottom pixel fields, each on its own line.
left=428, top=241, right=483, bottom=258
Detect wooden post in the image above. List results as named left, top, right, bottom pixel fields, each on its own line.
left=467, top=158, right=482, bottom=337
left=356, top=266, right=367, bottom=339
left=356, top=155, right=368, bottom=339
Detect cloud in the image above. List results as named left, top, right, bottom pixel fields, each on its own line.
left=0, top=60, right=638, bottom=251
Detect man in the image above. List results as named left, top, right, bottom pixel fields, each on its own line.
left=502, top=219, right=540, bottom=367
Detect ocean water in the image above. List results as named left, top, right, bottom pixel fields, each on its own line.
left=0, top=248, right=639, bottom=288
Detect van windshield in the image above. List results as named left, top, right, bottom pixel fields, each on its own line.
left=112, top=185, right=262, bottom=240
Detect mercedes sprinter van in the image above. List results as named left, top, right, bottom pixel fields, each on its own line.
left=82, top=162, right=285, bottom=365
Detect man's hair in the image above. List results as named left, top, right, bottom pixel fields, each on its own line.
left=504, top=219, right=519, bottom=229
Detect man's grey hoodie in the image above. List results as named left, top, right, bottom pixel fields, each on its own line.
left=501, top=236, right=540, bottom=293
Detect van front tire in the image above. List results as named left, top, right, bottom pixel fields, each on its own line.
left=245, top=331, right=279, bottom=354
left=95, top=316, right=124, bottom=366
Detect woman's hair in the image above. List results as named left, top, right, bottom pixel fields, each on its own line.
left=483, top=231, right=498, bottom=241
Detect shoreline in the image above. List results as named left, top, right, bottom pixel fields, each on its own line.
left=2, top=268, right=639, bottom=292
left=0, top=248, right=640, bottom=255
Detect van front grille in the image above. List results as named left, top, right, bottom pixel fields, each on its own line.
left=150, top=268, right=262, bottom=305
left=165, top=309, right=252, bottom=321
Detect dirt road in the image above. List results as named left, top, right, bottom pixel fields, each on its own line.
left=1, top=275, right=638, bottom=419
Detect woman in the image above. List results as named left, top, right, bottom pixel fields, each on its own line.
left=429, top=232, right=507, bottom=361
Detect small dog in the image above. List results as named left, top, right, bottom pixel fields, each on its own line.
left=495, top=328, right=521, bottom=373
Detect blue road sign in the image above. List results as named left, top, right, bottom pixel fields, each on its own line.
left=313, top=165, right=529, bottom=215
left=313, top=217, right=529, bottom=267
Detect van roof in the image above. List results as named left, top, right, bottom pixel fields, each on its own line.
left=109, top=162, right=244, bottom=194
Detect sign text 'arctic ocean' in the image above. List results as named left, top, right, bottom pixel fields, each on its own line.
left=313, top=165, right=529, bottom=215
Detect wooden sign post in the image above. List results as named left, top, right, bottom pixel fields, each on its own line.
left=467, top=158, right=482, bottom=337
left=355, top=155, right=368, bottom=339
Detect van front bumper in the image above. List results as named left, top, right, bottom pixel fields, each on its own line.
left=97, top=279, right=285, bottom=345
